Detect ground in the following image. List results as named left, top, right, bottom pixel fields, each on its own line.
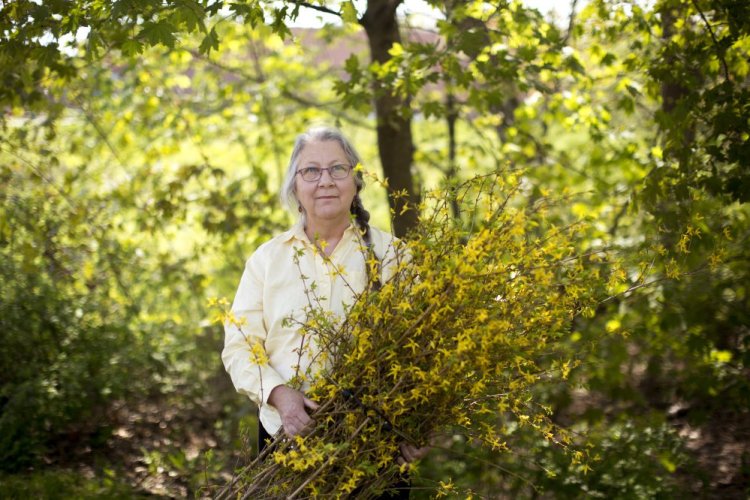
left=2, top=386, right=748, bottom=498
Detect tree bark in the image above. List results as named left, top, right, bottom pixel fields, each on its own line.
left=361, top=0, right=419, bottom=238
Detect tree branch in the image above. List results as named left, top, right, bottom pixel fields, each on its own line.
left=690, top=0, right=730, bottom=80
left=73, top=97, right=128, bottom=171
left=187, top=49, right=370, bottom=128
left=294, top=1, right=341, bottom=18
left=562, top=0, right=578, bottom=45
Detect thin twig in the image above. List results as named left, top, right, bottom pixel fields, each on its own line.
left=294, top=1, right=342, bottom=18
left=287, top=417, right=371, bottom=499
left=690, top=0, right=730, bottom=80
left=187, top=48, right=370, bottom=128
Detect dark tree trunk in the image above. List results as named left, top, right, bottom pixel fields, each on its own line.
left=361, top=0, right=419, bottom=238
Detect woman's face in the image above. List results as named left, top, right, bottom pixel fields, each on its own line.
left=295, top=140, right=357, bottom=229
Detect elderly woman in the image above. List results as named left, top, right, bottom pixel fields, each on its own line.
left=222, top=127, right=428, bottom=486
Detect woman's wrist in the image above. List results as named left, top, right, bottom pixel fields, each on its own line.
left=267, top=384, right=289, bottom=409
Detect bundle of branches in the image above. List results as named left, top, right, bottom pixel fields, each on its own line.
left=216, top=170, right=606, bottom=499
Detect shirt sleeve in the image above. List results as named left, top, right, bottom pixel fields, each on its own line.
left=221, top=249, right=287, bottom=406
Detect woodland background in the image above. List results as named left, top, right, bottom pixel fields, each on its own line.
left=1, top=0, right=748, bottom=497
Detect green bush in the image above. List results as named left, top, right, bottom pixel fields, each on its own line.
left=0, top=469, right=145, bottom=499
left=0, top=167, right=159, bottom=471
left=414, top=417, right=689, bottom=499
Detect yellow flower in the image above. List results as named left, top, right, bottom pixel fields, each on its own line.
left=436, top=479, right=455, bottom=498
left=248, top=340, right=269, bottom=365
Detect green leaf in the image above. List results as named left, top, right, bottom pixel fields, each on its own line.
left=139, top=20, right=177, bottom=49
left=85, top=29, right=105, bottom=59
left=341, top=1, right=358, bottom=24
left=172, top=0, right=206, bottom=33
left=229, top=3, right=265, bottom=26
left=564, top=54, right=585, bottom=74
left=344, top=54, right=361, bottom=81
left=601, top=52, right=617, bottom=66
left=457, top=28, right=487, bottom=59
left=199, top=27, right=219, bottom=54
left=270, top=7, right=291, bottom=38
left=120, top=39, right=143, bottom=57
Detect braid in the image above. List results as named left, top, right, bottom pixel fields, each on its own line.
left=351, top=194, right=372, bottom=243
left=351, top=195, right=382, bottom=291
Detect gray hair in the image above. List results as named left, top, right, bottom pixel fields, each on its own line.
left=280, top=126, right=365, bottom=222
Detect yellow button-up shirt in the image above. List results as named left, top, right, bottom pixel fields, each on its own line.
left=222, top=222, right=400, bottom=435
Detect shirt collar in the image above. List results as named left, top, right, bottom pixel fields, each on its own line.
left=279, top=220, right=307, bottom=243
left=279, top=220, right=360, bottom=245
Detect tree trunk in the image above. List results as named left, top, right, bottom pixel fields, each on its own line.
left=361, top=0, right=419, bottom=238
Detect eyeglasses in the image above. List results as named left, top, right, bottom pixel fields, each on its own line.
left=296, top=164, right=352, bottom=182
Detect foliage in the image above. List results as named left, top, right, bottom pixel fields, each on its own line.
left=565, top=0, right=750, bottom=415
left=0, top=21, right=294, bottom=471
left=0, top=149, right=159, bottom=470
left=0, top=469, right=146, bottom=499
left=415, top=415, right=690, bottom=499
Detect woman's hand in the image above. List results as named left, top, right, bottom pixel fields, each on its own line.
left=267, top=385, right=320, bottom=437
left=397, top=442, right=431, bottom=465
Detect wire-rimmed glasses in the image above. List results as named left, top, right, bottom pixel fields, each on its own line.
left=296, top=164, right=352, bottom=182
